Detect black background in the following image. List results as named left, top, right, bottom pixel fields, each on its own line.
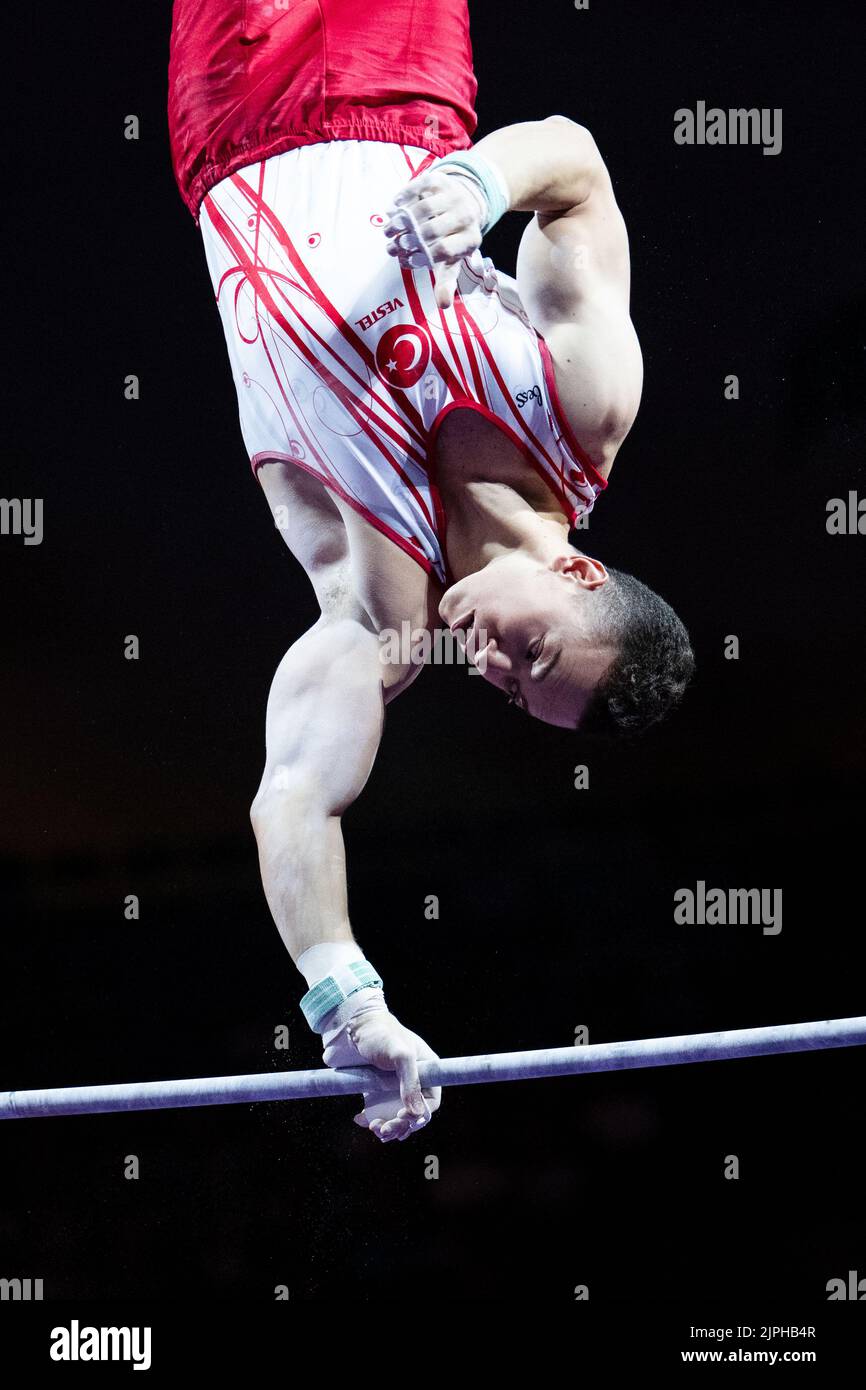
left=2, top=1, right=864, bottom=1306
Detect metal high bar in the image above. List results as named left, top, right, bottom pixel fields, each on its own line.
left=1, top=1017, right=864, bottom=1119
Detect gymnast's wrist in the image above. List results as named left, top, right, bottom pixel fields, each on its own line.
left=297, top=941, right=385, bottom=1035
left=434, top=149, right=511, bottom=237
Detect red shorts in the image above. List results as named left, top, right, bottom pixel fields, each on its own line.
left=168, top=0, right=479, bottom=220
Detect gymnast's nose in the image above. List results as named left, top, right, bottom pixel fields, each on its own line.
left=473, top=638, right=512, bottom=675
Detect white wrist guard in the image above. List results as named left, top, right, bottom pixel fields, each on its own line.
left=299, top=958, right=385, bottom=1033
left=434, top=149, right=511, bottom=235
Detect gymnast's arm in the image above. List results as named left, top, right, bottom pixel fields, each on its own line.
left=385, top=115, right=639, bottom=391
left=482, top=117, right=643, bottom=447
left=472, top=115, right=609, bottom=219
left=250, top=614, right=387, bottom=961
left=249, top=610, right=441, bottom=1141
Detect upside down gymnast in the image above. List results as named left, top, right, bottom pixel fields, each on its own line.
left=168, top=0, right=694, bottom=1142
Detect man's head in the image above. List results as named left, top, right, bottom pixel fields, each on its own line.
left=438, top=548, right=694, bottom=734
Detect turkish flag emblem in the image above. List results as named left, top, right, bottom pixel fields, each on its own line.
left=374, top=324, right=431, bottom=388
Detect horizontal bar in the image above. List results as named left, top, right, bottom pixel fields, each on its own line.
left=1, top=1017, right=864, bottom=1119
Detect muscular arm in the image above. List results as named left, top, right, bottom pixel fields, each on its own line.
left=385, top=116, right=642, bottom=450
left=250, top=459, right=429, bottom=963
left=478, top=116, right=643, bottom=455
left=472, top=115, right=607, bottom=218
left=249, top=614, right=389, bottom=963
left=248, top=611, right=441, bottom=1140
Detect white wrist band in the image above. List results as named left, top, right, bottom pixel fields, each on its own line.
left=297, top=941, right=367, bottom=988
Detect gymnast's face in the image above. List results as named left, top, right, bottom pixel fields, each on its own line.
left=438, top=551, right=618, bottom=728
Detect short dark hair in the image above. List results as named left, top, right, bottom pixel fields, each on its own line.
left=578, top=565, right=695, bottom=738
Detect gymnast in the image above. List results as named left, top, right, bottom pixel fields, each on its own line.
left=168, top=0, right=694, bottom=1142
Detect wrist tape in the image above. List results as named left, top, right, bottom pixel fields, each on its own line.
left=433, top=149, right=511, bottom=236
left=300, top=960, right=384, bottom=1033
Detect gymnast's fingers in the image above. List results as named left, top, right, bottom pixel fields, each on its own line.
left=433, top=261, right=462, bottom=310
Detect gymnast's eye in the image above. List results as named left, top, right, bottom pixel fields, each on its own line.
left=526, top=638, right=543, bottom=663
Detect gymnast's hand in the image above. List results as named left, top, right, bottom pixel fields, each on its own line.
left=321, top=992, right=442, bottom=1142
left=383, top=169, right=485, bottom=310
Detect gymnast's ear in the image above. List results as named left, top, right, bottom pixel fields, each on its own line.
left=553, top=553, right=609, bottom=587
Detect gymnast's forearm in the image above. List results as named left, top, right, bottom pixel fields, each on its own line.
left=473, top=115, right=606, bottom=216
left=254, top=795, right=355, bottom=961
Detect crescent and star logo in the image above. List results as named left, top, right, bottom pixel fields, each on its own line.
left=374, top=324, right=431, bottom=389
